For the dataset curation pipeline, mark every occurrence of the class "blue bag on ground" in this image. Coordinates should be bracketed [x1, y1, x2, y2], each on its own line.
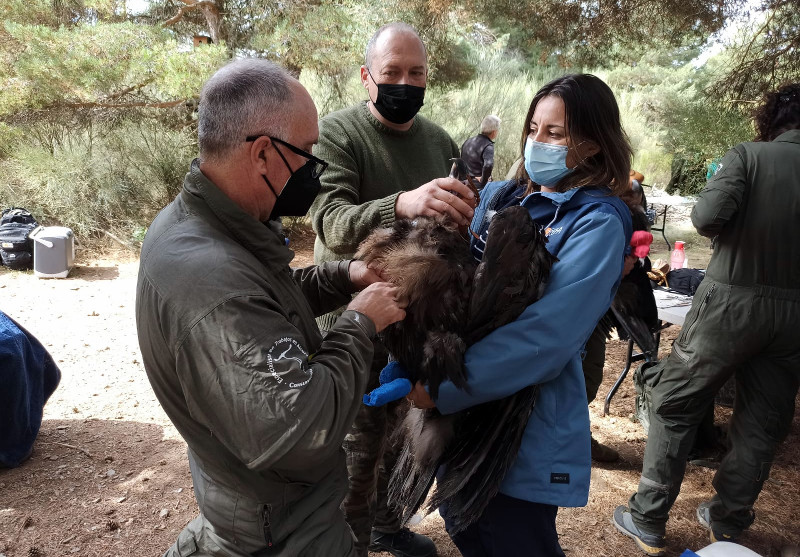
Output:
[0, 311, 61, 467]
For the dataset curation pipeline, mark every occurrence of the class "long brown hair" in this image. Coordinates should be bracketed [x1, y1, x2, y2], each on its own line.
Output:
[515, 74, 632, 196]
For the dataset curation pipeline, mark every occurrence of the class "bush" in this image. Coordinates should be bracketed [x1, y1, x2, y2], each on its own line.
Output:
[424, 40, 566, 178]
[0, 119, 195, 242]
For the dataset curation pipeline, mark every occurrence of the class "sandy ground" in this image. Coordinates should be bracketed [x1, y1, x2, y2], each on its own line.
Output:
[1, 227, 798, 557]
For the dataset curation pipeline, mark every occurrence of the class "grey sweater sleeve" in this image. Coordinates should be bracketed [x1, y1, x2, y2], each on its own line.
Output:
[309, 118, 401, 257]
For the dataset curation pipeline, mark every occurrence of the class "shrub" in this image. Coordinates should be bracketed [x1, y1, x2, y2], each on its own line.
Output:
[0, 119, 195, 241]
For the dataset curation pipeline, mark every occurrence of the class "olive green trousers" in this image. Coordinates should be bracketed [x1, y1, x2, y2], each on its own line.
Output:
[342, 339, 405, 556]
[628, 279, 800, 538]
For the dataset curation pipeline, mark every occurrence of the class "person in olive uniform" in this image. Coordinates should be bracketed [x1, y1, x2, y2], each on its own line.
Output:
[613, 82, 800, 556]
[136, 58, 407, 557]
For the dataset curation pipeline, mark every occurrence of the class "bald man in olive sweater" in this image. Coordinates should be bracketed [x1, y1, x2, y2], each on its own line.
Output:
[308, 22, 475, 557]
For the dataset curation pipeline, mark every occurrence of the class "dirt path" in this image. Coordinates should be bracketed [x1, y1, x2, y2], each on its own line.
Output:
[1, 235, 798, 557]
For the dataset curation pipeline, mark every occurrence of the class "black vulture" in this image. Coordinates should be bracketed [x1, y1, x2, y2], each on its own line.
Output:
[599, 203, 660, 359]
[355, 195, 557, 533]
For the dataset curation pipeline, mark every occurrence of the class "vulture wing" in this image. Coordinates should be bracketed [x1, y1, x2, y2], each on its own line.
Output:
[467, 205, 557, 344]
[356, 215, 476, 397]
[419, 206, 556, 532]
[609, 263, 659, 357]
[386, 206, 559, 532]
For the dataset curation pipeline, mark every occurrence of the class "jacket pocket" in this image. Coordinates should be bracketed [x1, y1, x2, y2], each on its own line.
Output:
[674, 282, 717, 354]
[262, 504, 274, 550]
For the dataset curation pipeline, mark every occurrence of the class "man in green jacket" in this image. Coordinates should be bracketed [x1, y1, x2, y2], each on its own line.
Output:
[308, 22, 476, 557]
[136, 58, 407, 556]
[613, 83, 800, 556]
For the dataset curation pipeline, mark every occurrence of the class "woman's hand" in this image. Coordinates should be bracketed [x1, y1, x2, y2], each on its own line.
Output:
[406, 381, 436, 409]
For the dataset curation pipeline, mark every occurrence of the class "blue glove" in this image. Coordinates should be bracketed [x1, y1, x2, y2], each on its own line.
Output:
[363, 361, 412, 407]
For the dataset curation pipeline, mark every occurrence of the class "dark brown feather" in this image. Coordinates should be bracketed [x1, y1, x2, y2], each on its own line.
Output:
[357, 205, 556, 532]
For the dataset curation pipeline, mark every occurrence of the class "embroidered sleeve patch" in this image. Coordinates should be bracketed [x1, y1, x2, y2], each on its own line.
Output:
[267, 337, 314, 388]
[550, 473, 570, 484]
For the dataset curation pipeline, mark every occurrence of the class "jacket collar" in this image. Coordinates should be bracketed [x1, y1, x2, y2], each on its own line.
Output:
[774, 129, 800, 144]
[520, 186, 582, 207]
[181, 159, 294, 273]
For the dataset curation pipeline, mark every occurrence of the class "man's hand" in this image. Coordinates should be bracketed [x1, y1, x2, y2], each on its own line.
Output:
[347, 282, 406, 333]
[395, 177, 477, 226]
[348, 260, 385, 290]
[406, 381, 436, 409]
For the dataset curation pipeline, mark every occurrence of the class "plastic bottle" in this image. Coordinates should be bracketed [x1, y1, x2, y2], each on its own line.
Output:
[670, 241, 686, 270]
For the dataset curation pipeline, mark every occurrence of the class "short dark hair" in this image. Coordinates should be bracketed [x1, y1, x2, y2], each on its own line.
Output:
[754, 82, 800, 142]
[364, 22, 426, 71]
[516, 74, 632, 196]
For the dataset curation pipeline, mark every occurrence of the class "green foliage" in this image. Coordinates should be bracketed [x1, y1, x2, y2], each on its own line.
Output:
[603, 47, 753, 194]
[0, 0, 124, 28]
[422, 39, 566, 177]
[709, 0, 800, 101]
[300, 71, 366, 119]
[0, 20, 227, 124]
[461, 0, 739, 68]
[248, 1, 366, 76]
[658, 95, 753, 194]
[0, 120, 194, 238]
[1, 0, 783, 245]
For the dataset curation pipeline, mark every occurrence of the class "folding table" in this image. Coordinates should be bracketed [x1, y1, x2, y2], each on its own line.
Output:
[602, 288, 693, 416]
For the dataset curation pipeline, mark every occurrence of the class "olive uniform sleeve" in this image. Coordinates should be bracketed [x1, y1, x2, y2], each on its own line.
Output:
[176, 295, 375, 473]
[291, 260, 356, 317]
[691, 146, 747, 238]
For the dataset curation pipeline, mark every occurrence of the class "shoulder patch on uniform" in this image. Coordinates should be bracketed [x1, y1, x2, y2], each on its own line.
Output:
[267, 337, 313, 388]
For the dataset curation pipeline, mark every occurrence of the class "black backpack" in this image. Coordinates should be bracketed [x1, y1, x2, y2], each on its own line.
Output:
[0, 208, 39, 271]
[665, 268, 705, 296]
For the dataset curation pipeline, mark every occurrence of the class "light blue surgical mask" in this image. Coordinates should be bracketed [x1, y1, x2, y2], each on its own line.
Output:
[524, 138, 574, 187]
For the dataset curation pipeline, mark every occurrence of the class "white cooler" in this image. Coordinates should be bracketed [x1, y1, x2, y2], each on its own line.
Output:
[30, 226, 75, 278]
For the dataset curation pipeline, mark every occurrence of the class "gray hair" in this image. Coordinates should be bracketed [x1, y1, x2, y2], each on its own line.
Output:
[364, 22, 427, 71]
[198, 58, 294, 161]
[480, 114, 501, 134]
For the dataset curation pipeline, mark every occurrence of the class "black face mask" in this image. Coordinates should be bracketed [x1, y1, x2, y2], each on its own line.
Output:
[368, 71, 425, 125]
[264, 159, 322, 219]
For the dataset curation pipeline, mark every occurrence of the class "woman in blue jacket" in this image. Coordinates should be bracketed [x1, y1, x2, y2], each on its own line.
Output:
[408, 74, 633, 556]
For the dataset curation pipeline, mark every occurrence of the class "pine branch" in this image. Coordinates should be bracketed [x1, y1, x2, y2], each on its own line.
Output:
[61, 99, 189, 109]
[103, 78, 156, 101]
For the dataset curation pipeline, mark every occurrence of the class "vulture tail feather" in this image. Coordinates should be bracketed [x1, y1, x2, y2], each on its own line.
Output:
[429, 386, 538, 533]
[388, 409, 455, 524]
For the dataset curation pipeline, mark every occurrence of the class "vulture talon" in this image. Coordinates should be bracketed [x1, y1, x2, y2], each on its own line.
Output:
[449, 157, 481, 205]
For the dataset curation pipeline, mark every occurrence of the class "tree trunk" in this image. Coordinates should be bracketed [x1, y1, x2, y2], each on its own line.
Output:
[200, 0, 224, 44]
[164, 0, 226, 45]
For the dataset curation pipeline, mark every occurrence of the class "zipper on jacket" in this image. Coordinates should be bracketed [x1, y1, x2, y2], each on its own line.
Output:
[681, 283, 716, 343]
[263, 504, 273, 549]
[542, 202, 563, 234]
